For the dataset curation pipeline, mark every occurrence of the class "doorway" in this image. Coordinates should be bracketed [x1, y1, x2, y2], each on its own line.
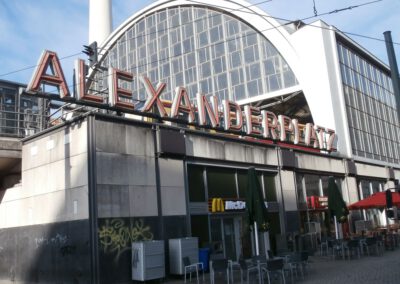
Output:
[210, 216, 246, 261]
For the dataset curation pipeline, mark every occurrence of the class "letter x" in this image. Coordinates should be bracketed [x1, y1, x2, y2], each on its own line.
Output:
[141, 77, 167, 117]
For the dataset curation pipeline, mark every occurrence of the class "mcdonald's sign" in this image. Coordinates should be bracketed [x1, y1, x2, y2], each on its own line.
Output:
[210, 198, 225, 213]
[209, 198, 246, 213]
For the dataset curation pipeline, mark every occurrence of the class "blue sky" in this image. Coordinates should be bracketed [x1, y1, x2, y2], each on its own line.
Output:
[0, 0, 399, 86]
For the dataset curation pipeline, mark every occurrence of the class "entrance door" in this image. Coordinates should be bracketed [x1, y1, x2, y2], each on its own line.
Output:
[210, 216, 243, 261]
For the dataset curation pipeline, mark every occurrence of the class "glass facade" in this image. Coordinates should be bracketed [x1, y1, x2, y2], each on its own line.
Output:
[357, 179, 386, 228]
[96, 5, 298, 103]
[187, 164, 277, 202]
[0, 82, 47, 137]
[296, 173, 346, 236]
[337, 42, 400, 164]
[187, 164, 279, 258]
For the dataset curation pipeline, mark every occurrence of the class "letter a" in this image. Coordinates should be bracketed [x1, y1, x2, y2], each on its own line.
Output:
[27, 50, 70, 98]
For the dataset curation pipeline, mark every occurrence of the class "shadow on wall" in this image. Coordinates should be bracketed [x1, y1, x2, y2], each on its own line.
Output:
[0, 124, 91, 283]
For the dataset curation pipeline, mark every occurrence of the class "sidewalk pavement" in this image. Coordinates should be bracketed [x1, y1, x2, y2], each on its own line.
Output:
[162, 248, 400, 284]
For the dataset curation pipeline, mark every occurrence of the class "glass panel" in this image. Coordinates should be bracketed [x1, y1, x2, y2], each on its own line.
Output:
[207, 167, 237, 198]
[223, 218, 236, 260]
[321, 176, 329, 196]
[296, 173, 305, 203]
[191, 215, 209, 247]
[188, 164, 206, 202]
[264, 174, 277, 201]
[304, 174, 320, 197]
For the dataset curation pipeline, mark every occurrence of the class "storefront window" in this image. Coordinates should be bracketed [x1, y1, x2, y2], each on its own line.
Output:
[237, 169, 248, 198]
[264, 174, 277, 202]
[321, 176, 329, 196]
[207, 167, 237, 198]
[360, 180, 371, 198]
[188, 164, 206, 202]
[295, 173, 306, 203]
[304, 174, 320, 197]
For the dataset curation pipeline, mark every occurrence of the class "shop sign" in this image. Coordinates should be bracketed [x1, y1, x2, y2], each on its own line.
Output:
[307, 196, 328, 210]
[25, 50, 336, 152]
[209, 198, 246, 213]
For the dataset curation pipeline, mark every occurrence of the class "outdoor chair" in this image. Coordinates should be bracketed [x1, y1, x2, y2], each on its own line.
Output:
[261, 258, 286, 284]
[376, 235, 385, 254]
[286, 252, 304, 280]
[300, 251, 309, 275]
[328, 239, 345, 260]
[345, 239, 361, 259]
[238, 258, 259, 284]
[363, 237, 380, 256]
[183, 256, 204, 283]
[319, 236, 330, 256]
[210, 258, 229, 284]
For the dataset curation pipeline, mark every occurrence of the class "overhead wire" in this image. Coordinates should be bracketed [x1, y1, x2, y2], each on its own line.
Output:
[3, 0, 398, 94]
[0, 0, 273, 79]
[28, 0, 400, 97]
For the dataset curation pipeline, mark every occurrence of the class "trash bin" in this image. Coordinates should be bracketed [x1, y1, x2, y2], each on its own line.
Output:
[198, 248, 210, 272]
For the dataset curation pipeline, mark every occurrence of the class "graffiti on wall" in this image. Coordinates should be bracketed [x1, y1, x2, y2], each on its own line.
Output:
[35, 233, 69, 248]
[98, 218, 153, 261]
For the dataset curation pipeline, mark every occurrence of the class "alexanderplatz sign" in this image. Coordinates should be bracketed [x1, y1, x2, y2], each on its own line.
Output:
[25, 50, 336, 152]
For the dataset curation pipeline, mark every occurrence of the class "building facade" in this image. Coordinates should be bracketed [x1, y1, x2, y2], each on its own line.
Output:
[0, 0, 399, 283]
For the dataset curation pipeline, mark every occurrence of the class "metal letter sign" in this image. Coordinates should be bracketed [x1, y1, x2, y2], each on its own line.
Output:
[26, 50, 337, 153]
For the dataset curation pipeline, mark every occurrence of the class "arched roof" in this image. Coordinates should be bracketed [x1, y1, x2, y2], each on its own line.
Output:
[99, 0, 303, 95]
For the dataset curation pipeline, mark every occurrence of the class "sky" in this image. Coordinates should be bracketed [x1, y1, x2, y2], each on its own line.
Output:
[0, 0, 399, 87]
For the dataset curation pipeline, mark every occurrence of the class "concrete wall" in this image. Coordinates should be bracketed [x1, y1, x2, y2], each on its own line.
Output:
[0, 121, 91, 283]
[0, 121, 89, 228]
[185, 134, 279, 166]
[95, 120, 158, 218]
[296, 152, 346, 174]
[354, 162, 389, 179]
[158, 158, 186, 216]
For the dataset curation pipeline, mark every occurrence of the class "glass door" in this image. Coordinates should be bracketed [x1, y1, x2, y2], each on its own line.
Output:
[210, 216, 243, 261]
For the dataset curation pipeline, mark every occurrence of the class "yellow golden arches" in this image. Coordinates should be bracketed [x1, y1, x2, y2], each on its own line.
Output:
[211, 198, 225, 213]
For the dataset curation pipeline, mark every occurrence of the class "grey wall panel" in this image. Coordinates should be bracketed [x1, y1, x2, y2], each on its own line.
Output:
[22, 122, 88, 171]
[97, 185, 158, 218]
[96, 153, 156, 186]
[296, 152, 345, 174]
[95, 120, 154, 157]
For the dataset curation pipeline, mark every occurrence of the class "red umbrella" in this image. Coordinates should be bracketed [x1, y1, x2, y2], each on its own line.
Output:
[348, 191, 400, 210]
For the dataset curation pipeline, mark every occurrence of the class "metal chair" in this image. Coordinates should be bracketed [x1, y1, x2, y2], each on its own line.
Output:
[345, 239, 361, 259]
[183, 256, 199, 283]
[210, 258, 229, 284]
[238, 258, 259, 284]
[286, 252, 303, 280]
[364, 237, 380, 256]
[300, 251, 309, 275]
[262, 258, 286, 284]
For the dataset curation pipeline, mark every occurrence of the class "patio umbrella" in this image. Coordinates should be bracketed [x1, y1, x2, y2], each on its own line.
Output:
[246, 167, 269, 256]
[327, 177, 349, 239]
[348, 190, 400, 210]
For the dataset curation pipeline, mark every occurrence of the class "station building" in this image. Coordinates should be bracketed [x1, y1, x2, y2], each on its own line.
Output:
[0, 0, 399, 283]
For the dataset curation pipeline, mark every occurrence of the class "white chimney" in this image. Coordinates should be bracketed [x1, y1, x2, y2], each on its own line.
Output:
[89, 0, 112, 45]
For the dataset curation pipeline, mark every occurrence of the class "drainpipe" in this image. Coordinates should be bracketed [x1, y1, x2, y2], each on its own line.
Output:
[383, 31, 400, 124]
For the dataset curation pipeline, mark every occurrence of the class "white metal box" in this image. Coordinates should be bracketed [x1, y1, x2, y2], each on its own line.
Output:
[169, 237, 199, 275]
[132, 240, 165, 281]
